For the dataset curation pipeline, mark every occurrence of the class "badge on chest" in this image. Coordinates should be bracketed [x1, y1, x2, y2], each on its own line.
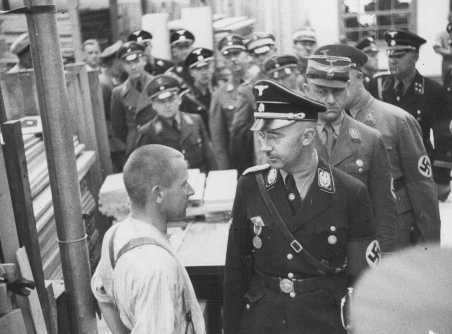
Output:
[250, 216, 265, 249]
[318, 167, 335, 193]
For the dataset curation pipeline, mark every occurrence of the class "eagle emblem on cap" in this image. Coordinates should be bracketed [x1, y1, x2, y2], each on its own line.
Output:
[255, 84, 269, 96]
[193, 48, 202, 55]
[326, 68, 335, 79]
[258, 103, 265, 112]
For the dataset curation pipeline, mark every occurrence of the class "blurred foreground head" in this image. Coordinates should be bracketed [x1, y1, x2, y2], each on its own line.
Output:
[351, 244, 452, 334]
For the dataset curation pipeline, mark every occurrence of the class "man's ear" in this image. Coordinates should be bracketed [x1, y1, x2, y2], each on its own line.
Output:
[301, 127, 317, 146]
[151, 185, 164, 204]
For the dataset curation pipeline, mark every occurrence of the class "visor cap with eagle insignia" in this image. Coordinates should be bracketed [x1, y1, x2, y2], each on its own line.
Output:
[306, 54, 352, 88]
[170, 29, 195, 47]
[251, 79, 326, 131]
[246, 32, 276, 56]
[146, 74, 180, 101]
[100, 40, 123, 60]
[117, 41, 145, 62]
[218, 34, 247, 55]
[384, 30, 426, 57]
[127, 30, 153, 44]
[356, 36, 378, 54]
[263, 54, 299, 79]
[185, 47, 214, 69]
[292, 27, 317, 43]
[314, 44, 368, 69]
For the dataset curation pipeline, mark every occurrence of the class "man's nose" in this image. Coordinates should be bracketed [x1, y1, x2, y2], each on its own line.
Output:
[325, 91, 336, 104]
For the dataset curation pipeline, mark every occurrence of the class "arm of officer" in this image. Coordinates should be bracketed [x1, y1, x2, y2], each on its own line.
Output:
[230, 86, 255, 172]
[209, 90, 230, 169]
[346, 182, 378, 282]
[199, 116, 218, 171]
[223, 176, 252, 334]
[110, 88, 127, 149]
[369, 135, 397, 253]
[398, 116, 441, 242]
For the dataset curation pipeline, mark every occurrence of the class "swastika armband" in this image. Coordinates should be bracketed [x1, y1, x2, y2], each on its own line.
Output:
[365, 240, 381, 268]
[417, 155, 432, 178]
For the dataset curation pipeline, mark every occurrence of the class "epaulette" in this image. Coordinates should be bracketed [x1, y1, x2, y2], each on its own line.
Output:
[242, 164, 270, 175]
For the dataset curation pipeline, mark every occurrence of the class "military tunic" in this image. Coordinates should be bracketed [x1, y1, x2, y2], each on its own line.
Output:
[315, 114, 397, 253]
[180, 85, 212, 133]
[350, 91, 441, 246]
[110, 73, 154, 159]
[135, 112, 217, 172]
[224, 160, 377, 334]
[209, 83, 239, 169]
[369, 71, 452, 184]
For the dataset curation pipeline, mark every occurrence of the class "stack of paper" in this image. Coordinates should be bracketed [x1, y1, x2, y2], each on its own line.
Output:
[187, 169, 206, 206]
[203, 169, 237, 213]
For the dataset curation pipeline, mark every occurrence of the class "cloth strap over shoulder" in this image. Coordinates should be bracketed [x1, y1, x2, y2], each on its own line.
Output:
[255, 173, 346, 275]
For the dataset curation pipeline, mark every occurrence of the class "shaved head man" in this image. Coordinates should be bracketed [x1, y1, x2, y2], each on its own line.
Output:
[92, 144, 206, 333]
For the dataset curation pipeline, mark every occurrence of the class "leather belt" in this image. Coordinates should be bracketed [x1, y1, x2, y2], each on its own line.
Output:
[393, 177, 405, 191]
[256, 271, 345, 297]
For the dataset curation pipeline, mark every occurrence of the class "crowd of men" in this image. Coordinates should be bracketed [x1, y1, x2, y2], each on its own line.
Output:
[8, 19, 452, 334]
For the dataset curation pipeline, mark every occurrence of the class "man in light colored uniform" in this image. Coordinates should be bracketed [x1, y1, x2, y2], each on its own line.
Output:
[91, 144, 206, 334]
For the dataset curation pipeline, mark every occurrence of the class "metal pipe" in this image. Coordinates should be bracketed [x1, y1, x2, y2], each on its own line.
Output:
[66, 0, 84, 62]
[23, 0, 97, 333]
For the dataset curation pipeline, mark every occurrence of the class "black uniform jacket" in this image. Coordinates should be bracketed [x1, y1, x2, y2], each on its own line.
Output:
[135, 112, 217, 172]
[223, 160, 377, 334]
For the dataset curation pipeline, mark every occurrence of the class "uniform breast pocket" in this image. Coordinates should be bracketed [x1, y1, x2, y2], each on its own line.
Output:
[342, 156, 369, 181]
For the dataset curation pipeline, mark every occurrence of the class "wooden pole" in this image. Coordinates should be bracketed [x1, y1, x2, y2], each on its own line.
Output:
[23, 1, 97, 333]
[66, 0, 84, 62]
[109, 0, 119, 41]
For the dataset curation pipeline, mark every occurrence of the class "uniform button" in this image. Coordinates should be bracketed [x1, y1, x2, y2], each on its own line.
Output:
[287, 272, 294, 279]
[330, 226, 336, 232]
[358, 167, 363, 173]
[286, 253, 293, 260]
[288, 193, 296, 201]
[282, 320, 286, 325]
[328, 235, 338, 245]
[246, 304, 250, 310]
[289, 292, 296, 298]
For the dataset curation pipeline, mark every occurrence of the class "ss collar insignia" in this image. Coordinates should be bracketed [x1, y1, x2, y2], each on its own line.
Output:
[349, 128, 361, 142]
[318, 167, 335, 193]
[266, 168, 278, 188]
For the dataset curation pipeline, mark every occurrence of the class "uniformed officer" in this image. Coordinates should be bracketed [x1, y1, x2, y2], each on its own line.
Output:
[224, 79, 379, 334]
[292, 27, 317, 75]
[355, 36, 380, 89]
[135, 75, 217, 172]
[8, 33, 32, 73]
[305, 54, 397, 253]
[320, 44, 440, 247]
[229, 33, 277, 173]
[368, 30, 452, 200]
[263, 54, 302, 91]
[110, 42, 155, 169]
[209, 34, 248, 169]
[178, 47, 214, 134]
[127, 29, 174, 75]
[166, 29, 195, 89]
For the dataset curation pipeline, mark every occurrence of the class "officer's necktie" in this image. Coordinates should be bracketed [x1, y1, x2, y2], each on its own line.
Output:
[395, 81, 404, 101]
[323, 124, 336, 158]
[285, 174, 301, 213]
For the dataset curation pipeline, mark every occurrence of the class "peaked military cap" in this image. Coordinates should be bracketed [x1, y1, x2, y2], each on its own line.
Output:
[127, 30, 153, 43]
[251, 79, 326, 131]
[306, 54, 352, 88]
[292, 27, 317, 43]
[218, 34, 246, 55]
[384, 30, 426, 57]
[100, 40, 123, 59]
[185, 47, 214, 69]
[170, 29, 195, 46]
[10, 33, 30, 56]
[263, 55, 299, 79]
[356, 36, 378, 53]
[351, 245, 452, 334]
[117, 41, 145, 62]
[147, 74, 180, 100]
[246, 32, 276, 55]
[314, 44, 368, 69]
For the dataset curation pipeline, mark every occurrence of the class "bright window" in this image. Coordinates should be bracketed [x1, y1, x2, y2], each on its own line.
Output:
[340, 0, 417, 43]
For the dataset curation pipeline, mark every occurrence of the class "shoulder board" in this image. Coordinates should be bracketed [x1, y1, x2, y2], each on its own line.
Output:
[242, 164, 270, 175]
[182, 113, 194, 125]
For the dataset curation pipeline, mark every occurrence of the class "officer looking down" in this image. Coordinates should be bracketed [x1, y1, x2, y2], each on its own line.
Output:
[223, 79, 379, 334]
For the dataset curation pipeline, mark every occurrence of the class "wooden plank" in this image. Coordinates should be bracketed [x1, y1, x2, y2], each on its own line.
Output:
[0, 309, 28, 334]
[0, 283, 12, 316]
[0, 145, 20, 262]
[16, 247, 48, 334]
[87, 70, 113, 176]
[1, 121, 51, 333]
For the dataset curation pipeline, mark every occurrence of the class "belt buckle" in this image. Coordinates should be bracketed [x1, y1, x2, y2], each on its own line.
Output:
[279, 278, 294, 294]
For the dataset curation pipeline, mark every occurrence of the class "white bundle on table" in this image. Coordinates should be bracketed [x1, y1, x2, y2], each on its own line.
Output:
[203, 169, 237, 213]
